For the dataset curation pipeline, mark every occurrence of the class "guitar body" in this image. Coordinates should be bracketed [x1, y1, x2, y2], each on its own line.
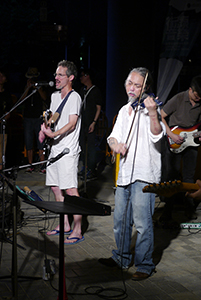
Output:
[167, 123, 201, 153]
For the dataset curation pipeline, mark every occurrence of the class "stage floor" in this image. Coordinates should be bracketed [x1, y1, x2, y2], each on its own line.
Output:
[1, 163, 201, 300]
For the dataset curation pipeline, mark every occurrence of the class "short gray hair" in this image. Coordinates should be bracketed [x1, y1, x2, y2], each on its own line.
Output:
[57, 60, 78, 82]
[125, 67, 153, 92]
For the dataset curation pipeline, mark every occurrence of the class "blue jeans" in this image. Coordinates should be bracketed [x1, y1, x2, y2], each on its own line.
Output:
[112, 181, 155, 274]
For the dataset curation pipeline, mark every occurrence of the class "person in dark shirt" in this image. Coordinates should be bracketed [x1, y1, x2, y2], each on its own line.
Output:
[0, 69, 12, 170]
[79, 68, 102, 180]
[22, 67, 47, 173]
[160, 75, 201, 222]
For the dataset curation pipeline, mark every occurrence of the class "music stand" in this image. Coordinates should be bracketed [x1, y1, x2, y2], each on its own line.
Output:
[23, 195, 111, 300]
[0, 172, 42, 300]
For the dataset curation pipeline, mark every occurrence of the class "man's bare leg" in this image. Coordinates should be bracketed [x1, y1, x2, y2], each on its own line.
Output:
[64, 187, 83, 244]
[46, 186, 71, 235]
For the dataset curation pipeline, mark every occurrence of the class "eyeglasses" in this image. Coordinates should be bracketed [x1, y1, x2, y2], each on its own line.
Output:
[53, 73, 67, 78]
[80, 74, 87, 78]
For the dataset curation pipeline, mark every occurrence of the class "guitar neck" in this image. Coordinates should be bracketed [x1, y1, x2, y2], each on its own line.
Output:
[181, 182, 199, 191]
[143, 181, 199, 197]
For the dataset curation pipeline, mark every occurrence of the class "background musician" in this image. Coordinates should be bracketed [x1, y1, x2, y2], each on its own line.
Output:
[22, 67, 47, 173]
[160, 76, 201, 223]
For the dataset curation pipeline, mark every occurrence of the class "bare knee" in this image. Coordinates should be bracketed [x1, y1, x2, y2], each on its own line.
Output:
[51, 186, 64, 202]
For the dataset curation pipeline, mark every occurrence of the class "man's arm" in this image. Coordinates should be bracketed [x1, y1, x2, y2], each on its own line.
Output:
[161, 109, 184, 144]
[144, 96, 162, 135]
[186, 179, 201, 201]
[88, 104, 101, 133]
[40, 114, 78, 139]
[108, 137, 127, 156]
[22, 79, 47, 101]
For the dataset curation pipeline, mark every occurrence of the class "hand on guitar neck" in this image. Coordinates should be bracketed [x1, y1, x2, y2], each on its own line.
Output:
[39, 110, 55, 143]
[186, 179, 201, 201]
[43, 109, 53, 128]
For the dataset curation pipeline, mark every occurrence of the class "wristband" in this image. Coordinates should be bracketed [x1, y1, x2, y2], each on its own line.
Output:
[93, 120, 96, 123]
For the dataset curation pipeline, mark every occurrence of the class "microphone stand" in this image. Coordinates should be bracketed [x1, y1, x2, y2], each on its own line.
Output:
[0, 81, 69, 298]
[0, 119, 10, 261]
[0, 87, 41, 246]
[0, 87, 44, 299]
[0, 148, 70, 298]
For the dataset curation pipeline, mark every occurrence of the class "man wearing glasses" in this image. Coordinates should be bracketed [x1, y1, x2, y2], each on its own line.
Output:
[160, 75, 201, 224]
[39, 60, 84, 245]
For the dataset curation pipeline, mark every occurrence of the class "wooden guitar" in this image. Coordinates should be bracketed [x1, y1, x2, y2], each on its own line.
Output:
[167, 123, 201, 153]
[42, 109, 54, 153]
[43, 109, 52, 128]
[143, 180, 199, 198]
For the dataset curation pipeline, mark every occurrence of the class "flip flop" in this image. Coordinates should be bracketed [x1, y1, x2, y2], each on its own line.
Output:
[64, 236, 85, 245]
[46, 229, 73, 236]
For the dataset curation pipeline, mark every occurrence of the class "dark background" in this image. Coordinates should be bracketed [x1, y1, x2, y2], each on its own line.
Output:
[1, 0, 201, 124]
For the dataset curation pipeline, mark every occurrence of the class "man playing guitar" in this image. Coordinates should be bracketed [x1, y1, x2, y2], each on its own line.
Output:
[160, 75, 201, 222]
[39, 60, 84, 245]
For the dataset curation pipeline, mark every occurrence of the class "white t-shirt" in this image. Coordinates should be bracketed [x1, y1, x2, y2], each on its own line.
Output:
[108, 103, 166, 186]
[49, 90, 82, 157]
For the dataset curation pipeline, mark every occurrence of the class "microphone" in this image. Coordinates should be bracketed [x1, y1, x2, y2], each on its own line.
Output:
[49, 148, 70, 164]
[34, 81, 54, 87]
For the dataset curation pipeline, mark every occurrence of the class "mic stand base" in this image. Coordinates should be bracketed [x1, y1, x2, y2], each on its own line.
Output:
[0, 175, 41, 299]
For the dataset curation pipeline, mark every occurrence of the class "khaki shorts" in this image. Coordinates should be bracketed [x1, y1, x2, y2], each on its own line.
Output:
[46, 153, 79, 190]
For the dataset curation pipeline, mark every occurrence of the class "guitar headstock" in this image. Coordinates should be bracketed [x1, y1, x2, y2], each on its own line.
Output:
[143, 180, 199, 197]
[43, 109, 52, 128]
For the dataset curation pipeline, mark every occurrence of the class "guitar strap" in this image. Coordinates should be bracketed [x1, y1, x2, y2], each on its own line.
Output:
[82, 85, 95, 110]
[51, 90, 74, 123]
[56, 90, 73, 115]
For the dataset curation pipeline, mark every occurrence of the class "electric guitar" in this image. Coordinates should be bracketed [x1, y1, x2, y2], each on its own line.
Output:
[143, 180, 199, 198]
[42, 109, 54, 153]
[43, 109, 53, 128]
[167, 123, 201, 153]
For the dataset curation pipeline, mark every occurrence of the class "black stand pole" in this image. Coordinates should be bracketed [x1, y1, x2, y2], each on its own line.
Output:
[12, 183, 18, 297]
[0, 147, 72, 299]
[22, 195, 111, 300]
[59, 213, 65, 300]
[0, 87, 43, 255]
[0, 173, 41, 300]
[0, 119, 8, 256]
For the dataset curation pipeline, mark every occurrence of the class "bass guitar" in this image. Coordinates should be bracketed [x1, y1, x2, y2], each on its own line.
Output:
[143, 180, 199, 198]
[167, 123, 201, 153]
